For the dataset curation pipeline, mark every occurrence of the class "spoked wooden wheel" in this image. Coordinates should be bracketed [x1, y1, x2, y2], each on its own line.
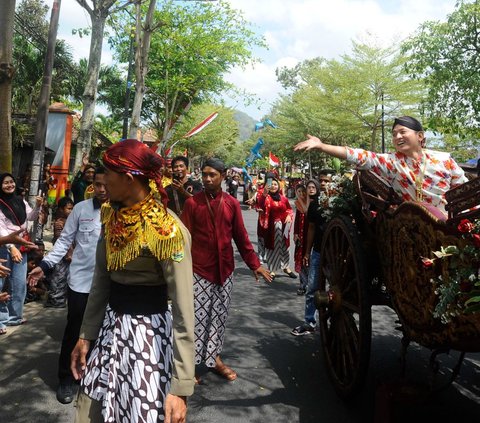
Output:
[316, 216, 372, 399]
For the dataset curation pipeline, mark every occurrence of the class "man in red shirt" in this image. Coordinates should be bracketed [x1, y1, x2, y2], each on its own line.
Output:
[181, 158, 271, 381]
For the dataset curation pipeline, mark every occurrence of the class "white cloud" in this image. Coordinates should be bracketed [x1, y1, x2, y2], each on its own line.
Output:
[225, 0, 457, 118]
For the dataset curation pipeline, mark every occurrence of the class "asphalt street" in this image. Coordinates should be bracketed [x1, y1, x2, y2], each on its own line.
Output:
[1, 191, 479, 422]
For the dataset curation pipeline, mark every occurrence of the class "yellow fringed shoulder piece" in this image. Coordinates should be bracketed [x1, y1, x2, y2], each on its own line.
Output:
[101, 194, 184, 271]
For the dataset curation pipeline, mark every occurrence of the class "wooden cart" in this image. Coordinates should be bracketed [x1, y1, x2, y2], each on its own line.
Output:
[314, 172, 480, 399]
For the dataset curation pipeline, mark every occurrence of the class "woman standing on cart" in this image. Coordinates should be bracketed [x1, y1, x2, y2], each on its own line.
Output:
[294, 116, 468, 216]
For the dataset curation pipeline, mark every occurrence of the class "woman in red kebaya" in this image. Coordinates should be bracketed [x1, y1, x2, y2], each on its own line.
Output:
[257, 175, 296, 280]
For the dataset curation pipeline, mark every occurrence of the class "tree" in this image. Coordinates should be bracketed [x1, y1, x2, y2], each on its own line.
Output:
[128, 0, 158, 138]
[0, 0, 16, 172]
[60, 57, 125, 113]
[111, 0, 265, 152]
[167, 103, 238, 164]
[267, 40, 423, 172]
[73, 0, 133, 170]
[13, 1, 91, 114]
[94, 113, 122, 141]
[402, 0, 480, 139]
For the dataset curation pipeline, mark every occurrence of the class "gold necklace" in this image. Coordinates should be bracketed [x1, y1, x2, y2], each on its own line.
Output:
[413, 152, 427, 202]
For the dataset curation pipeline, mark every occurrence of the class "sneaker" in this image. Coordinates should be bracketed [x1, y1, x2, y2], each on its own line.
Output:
[56, 383, 78, 404]
[291, 323, 315, 336]
[296, 287, 306, 296]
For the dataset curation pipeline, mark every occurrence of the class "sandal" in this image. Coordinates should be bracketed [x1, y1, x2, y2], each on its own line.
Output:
[283, 269, 297, 279]
[212, 363, 237, 381]
[270, 272, 276, 281]
[0, 328, 7, 335]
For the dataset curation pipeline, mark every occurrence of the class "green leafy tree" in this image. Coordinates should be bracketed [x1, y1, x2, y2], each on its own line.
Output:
[168, 103, 238, 164]
[402, 0, 480, 140]
[73, 0, 134, 171]
[60, 57, 125, 114]
[268, 40, 424, 172]
[109, 0, 265, 152]
[94, 113, 122, 141]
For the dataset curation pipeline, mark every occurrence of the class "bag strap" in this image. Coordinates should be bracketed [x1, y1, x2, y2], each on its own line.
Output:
[204, 191, 224, 226]
[0, 198, 22, 226]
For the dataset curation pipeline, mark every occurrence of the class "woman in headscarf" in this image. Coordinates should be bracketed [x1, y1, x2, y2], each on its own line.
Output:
[0, 173, 42, 330]
[293, 179, 320, 295]
[257, 173, 296, 279]
[294, 116, 468, 217]
[71, 139, 194, 423]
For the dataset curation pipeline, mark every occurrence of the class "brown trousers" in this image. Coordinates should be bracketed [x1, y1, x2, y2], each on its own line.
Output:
[74, 392, 103, 423]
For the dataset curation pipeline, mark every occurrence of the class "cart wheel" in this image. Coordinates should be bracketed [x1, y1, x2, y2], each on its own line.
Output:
[317, 216, 372, 399]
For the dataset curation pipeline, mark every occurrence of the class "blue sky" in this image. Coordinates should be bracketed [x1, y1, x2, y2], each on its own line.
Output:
[45, 0, 458, 120]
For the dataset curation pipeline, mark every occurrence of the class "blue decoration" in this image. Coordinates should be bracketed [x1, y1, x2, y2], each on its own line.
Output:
[245, 138, 264, 167]
[242, 167, 252, 184]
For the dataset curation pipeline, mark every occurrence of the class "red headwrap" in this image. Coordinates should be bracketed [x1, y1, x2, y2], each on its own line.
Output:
[103, 139, 168, 207]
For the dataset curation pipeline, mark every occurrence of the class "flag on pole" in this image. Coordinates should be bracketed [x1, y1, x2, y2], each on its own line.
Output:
[269, 151, 280, 167]
[183, 112, 218, 138]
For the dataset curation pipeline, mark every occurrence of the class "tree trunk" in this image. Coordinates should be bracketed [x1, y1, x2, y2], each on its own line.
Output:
[74, 11, 106, 170]
[0, 0, 16, 173]
[128, 0, 157, 140]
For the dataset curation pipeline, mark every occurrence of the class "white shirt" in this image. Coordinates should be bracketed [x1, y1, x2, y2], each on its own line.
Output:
[0, 199, 40, 247]
[40, 198, 102, 293]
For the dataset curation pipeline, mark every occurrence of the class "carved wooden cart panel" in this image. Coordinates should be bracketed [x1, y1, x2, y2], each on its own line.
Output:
[315, 172, 480, 399]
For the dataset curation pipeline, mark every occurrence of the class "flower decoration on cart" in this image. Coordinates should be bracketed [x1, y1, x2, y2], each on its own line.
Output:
[421, 218, 480, 323]
[317, 174, 360, 221]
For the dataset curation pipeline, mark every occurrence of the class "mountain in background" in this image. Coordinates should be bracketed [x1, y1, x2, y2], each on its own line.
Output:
[234, 110, 256, 141]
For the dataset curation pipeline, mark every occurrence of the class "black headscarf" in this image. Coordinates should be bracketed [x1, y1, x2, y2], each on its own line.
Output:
[202, 158, 226, 174]
[265, 173, 281, 201]
[392, 116, 423, 132]
[0, 173, 27, 225]
[306, 179, 321, 199]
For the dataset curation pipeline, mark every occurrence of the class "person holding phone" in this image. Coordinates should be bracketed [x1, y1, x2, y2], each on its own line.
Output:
[165, 155, 202, 216]
[257, 173, 296, 280]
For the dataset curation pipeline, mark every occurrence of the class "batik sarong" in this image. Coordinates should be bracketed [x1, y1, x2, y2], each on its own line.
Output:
[194, 273, 233, 368]
[265, 221, 290, 272]
[81, 306, 173, 423]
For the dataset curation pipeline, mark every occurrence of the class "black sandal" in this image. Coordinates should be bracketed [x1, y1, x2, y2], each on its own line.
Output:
[284, 269, 297, 279]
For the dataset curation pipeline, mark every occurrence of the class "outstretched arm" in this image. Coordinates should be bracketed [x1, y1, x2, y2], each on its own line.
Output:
[294, 134, 347, 160]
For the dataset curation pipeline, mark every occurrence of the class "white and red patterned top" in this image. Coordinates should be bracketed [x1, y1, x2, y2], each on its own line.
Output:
[346, 148, 468, 214]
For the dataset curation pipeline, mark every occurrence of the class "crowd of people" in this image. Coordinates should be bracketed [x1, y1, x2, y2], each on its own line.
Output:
[0, 115, 475, 422]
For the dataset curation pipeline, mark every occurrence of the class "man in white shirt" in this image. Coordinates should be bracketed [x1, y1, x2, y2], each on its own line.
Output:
[28, 167, 108, 404]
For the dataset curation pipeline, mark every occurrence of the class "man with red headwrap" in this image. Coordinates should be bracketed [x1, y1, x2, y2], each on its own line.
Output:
[71, 139, 195, 423]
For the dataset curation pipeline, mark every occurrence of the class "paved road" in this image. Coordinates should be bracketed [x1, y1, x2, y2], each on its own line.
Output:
[1, 194, 479, 422]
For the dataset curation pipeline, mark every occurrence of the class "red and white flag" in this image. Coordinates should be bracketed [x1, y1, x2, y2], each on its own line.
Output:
[183, 112, 218, 138]
[269, 151, 280, 167]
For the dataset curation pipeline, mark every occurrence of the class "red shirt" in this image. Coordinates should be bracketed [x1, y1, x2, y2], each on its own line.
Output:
[181, 191, 261, 285]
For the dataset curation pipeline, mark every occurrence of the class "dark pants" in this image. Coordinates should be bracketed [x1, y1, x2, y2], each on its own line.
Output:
[58, 287, 90, 384]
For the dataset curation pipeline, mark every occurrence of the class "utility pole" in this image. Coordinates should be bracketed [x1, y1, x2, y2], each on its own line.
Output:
[28, 0, 61, 225]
